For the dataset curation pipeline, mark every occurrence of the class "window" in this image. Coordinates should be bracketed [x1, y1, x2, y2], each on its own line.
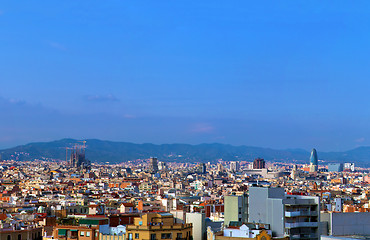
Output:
[80, 232, 85, 236]
[128, 233, 133, 240]
[151, 234, 156, 240]
[18, 234, 21, 240]
[135, 233, 139, 239]
[86, 232, 91, 237]
[161, 233, 171, 239]
[71, 230, 78, 239]
[7, 235, 11, 240]
[177, 233, 182, 239]
[58, 229, 67, 236]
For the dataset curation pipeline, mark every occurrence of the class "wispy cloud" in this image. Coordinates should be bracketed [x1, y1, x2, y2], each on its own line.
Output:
[0, 96, 26, 105]
[48, 41, 67, 51]
[85, 94, 120, 102]
[191, 123, 214, 133]
[355, 137, 365, 143]
[123, 114, 136, 119]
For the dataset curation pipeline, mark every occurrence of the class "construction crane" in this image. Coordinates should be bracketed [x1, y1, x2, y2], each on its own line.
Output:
[64, 140, 89, 169]
[64, 147, 73, 163]
[77, 140, 87, 151]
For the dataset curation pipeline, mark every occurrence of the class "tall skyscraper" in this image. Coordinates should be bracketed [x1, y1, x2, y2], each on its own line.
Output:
[310, 148, 318, 166]
[253, 158, 265, 169]
[149, 157, 158, 173]
[309, 148, 318, 172]
[196, 163, 206, 174]
[158, 161, 167, 170]
[229, 161, 239, 172]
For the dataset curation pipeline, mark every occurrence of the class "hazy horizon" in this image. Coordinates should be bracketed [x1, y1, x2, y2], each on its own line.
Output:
[2, 1, 370, 151]
[1, 137, 369, 154]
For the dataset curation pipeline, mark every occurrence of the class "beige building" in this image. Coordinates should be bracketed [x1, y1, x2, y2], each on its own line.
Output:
[126, 213, 192, 240]
[52, 226, 99, 240]
[0, 227, 42, 240]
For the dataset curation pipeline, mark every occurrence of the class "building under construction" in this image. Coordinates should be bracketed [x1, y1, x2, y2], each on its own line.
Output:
[67, 142, 91, 170]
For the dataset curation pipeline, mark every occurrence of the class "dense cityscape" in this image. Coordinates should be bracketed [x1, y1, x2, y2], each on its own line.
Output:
[2, 1, 370, 240]
[0, 142, 369, 240]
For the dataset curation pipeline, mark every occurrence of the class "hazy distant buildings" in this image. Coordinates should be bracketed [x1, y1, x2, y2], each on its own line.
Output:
[158, 161, 167, 171]
[291, 165, 299, 180]
[229, 161, 239, 172]
[196, 163, 206, 174]
[68, 143, 90, 170]
[217, 163, 224, 173]
[253, 158, 265, 169]
[343, 163, 355, 172]
[328, 163, 343, 172]
[149, 157, 158, 173]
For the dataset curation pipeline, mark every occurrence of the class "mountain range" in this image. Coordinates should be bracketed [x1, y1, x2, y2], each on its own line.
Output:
[0, 139, 369, 167]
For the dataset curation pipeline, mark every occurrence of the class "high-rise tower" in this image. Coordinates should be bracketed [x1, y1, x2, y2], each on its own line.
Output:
[253, 158, 265, 169]
[309, 148, 318, 172]
[310, 148, 318, 166]
[149, 157, 158, 173]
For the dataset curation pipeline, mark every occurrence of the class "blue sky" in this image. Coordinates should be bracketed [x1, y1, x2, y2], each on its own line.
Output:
[1, 1, 370, 151]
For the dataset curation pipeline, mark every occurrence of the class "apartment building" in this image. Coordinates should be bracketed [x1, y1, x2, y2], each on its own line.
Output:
[248, 187, 320, 240]
[125, 213, 192, 240]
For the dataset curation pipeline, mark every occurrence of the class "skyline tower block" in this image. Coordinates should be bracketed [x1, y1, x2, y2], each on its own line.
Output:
[149, 157, 158, 173]
[253, 158, 265, 169]
[310, 148, 318, 166]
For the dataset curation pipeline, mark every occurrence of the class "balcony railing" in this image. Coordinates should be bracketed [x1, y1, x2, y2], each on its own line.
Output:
[290, 234, 317, 239]
[127, 224, 192, 231]
[285, 211, 318, 217]
[285, 222, 318, 228]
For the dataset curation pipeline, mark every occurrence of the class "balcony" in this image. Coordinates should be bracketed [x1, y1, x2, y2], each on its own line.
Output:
[127, 224, 192, 231]
[285, 211, 318, 217]
[290, 234, 318, 239]
[284, 199, 317, 205]
[285, 222, 318, 228]
[285, 211, 301, 217]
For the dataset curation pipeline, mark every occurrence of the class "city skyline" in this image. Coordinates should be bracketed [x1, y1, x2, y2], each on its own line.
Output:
[2, 1, 370, 151]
